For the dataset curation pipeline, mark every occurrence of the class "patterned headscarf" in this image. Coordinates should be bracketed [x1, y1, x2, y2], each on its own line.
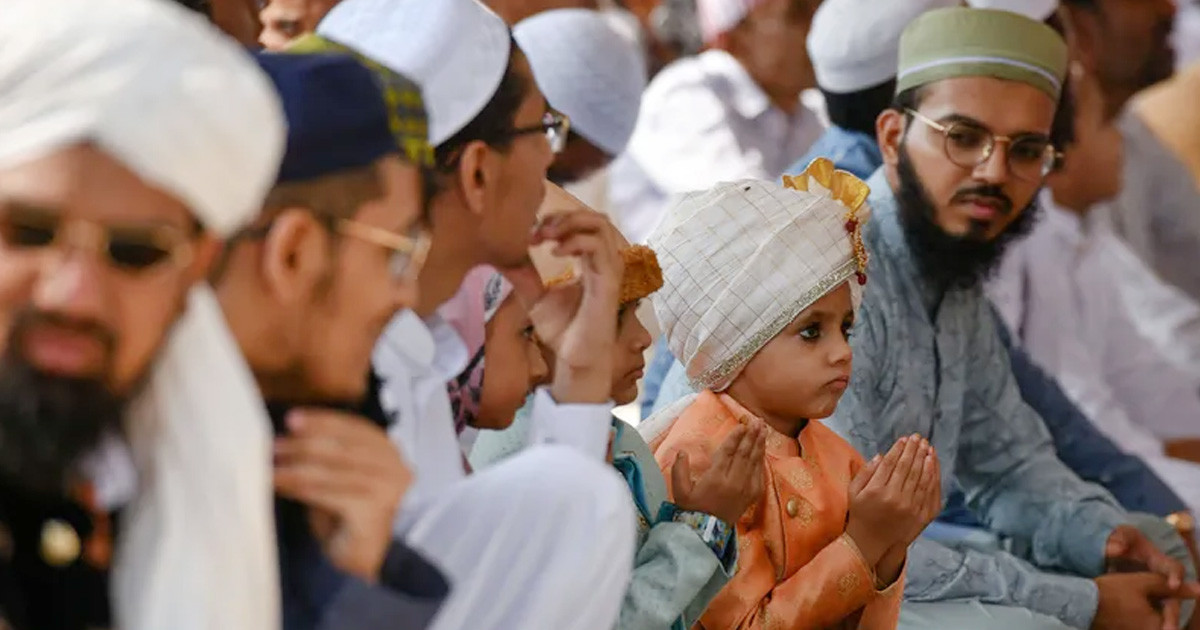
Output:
[441, 266, 514, 434]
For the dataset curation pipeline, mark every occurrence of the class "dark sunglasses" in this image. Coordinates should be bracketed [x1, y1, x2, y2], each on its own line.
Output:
[0, 206, 195, 272]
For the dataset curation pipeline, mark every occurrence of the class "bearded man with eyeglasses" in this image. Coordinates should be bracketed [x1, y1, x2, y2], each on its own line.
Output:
[823, 7, 1200, 630]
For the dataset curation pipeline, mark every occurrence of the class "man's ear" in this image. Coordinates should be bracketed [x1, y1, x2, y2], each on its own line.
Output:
[455, 140, 494, 218]
[1059, 4, 1100, 77]
[877, 108, 906, 166]
[260, 208, 331, 304]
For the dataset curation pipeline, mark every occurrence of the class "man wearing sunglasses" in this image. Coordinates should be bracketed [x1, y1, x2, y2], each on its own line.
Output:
[820, 8, 1200, 630]
[211, 45, 451, 630]
[318, 1, 636, 629]
[0, 1, 286, 629]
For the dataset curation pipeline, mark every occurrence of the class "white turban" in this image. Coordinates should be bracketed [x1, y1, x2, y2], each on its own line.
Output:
[319, 0, 512, 147]
[649, 159, 872, 392]
[0, 1, 285, 630]
[967, 0, 1059, 21]
[514, 9, 647, 157]
[808, 0, 960, 94]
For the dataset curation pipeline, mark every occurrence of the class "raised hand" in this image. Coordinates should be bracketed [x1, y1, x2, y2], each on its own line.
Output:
[274, 409, 410, 582]
[504, 210, 624, 404]
[671, 418, 768, 525]
[845, 435, 940, 579]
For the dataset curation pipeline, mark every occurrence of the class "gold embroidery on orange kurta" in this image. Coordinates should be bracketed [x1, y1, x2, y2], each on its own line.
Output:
[837, 571, 862, 598]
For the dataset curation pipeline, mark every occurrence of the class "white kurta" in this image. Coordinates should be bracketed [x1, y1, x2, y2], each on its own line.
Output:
[371, 310, 634, 630]
[988, 195, 1200, 513]
[607, 49, 825, 243]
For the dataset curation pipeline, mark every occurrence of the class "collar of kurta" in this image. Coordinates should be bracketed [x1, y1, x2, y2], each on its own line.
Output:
[374, 310, 470, 384]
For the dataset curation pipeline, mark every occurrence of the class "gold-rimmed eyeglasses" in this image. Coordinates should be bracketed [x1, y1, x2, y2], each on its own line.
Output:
[905, 108, 1062, 181]
[334, 218, 431, 283]
[236, 214, 431, 284]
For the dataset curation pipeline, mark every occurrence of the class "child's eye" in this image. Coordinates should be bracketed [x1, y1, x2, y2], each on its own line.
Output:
[799, 325, 820, 341]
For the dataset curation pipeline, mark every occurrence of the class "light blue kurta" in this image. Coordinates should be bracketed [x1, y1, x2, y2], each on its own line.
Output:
[823, 169, 1132, 629]
[470, 404, 734, 630]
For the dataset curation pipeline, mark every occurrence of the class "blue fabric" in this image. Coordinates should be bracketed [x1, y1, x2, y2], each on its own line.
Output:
[254, 51, 402, 183]
[786, 125, 883, 180]
[939, 307, 1188, 529]
[641, 336, 675, 418]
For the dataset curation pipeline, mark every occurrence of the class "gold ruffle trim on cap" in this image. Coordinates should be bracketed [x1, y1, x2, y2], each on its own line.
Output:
[782, 157, 871, 285]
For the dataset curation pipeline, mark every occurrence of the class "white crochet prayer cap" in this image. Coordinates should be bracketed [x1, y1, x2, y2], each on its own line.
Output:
[966, 0, 1058, 21]
[319, 0, 512, 146]
[808, 0, 960, 93]
[514, 9, 647, 156]
[0, 0, 285, 237]
[649, 159, 872, 392]
[695, 0, 766, 43]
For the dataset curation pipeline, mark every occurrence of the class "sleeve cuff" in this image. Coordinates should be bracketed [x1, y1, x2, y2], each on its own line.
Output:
[528, 387, 614, 461]
[378, 540, 449, 600]
[1061, 505, 1131, 576]
[838, 533, 881, 590]
[320, 577, 446, 630]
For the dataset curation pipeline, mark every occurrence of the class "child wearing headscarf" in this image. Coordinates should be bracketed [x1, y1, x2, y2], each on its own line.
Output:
[641, 159, 941, 630]
[440, 266, 549, 458]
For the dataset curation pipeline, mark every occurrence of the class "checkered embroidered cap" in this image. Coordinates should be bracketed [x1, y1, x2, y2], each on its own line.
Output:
[649, 158, 871, 392]
[283, 34, 433, 169]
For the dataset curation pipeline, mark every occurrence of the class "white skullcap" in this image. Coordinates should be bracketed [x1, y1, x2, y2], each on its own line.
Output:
[0, 0, 284, 238]
[649, 159, 872, 392]
[319, 0, 512, 146]
[809, 0, 960, 93]
[514, 9, 647, 156]
[967, 0, 1059, 21]
[696, 0, 767, 43]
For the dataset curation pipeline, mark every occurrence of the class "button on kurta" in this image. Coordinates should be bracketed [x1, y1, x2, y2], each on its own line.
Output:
[786, 498, 799, 518]
[40, 519, 81, 566]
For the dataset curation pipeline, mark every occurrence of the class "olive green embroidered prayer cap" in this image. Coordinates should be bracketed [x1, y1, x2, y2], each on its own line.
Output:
[896, 7, 1068, 99]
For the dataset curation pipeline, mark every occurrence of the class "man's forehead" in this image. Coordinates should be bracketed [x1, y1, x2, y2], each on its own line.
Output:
[918, 76, 1057, 133]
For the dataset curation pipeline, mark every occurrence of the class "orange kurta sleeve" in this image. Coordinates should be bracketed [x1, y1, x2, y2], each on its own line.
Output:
[857, 562, 904, 630]
[701, 528, 877, 629]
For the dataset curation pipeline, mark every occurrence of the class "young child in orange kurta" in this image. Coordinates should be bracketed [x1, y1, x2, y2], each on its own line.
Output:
[641, 160, 943, 629]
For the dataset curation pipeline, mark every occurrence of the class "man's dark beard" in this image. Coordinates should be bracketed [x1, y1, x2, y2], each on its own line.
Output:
[895, 145, 1039, 291]
[0, 311, 124, 497]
